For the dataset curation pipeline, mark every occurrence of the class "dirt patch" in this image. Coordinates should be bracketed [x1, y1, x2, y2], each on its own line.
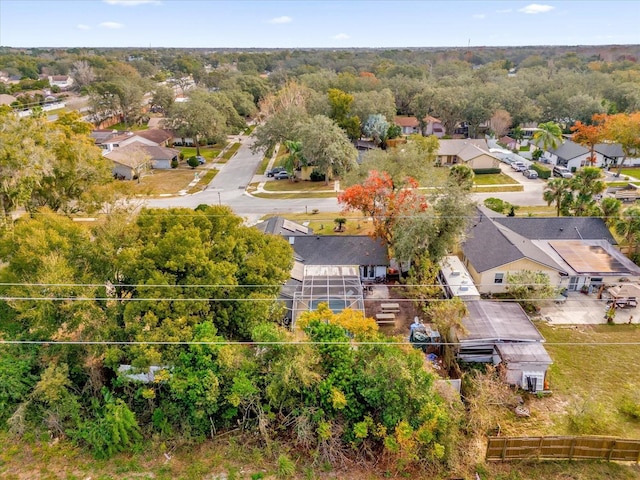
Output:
[363, 281, 423, 338]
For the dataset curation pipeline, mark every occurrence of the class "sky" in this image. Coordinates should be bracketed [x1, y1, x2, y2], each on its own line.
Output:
[0, 0, 638, 49]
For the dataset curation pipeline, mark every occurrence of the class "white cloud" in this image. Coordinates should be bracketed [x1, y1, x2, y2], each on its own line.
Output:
[519, 4, 555, 14]
[99, 21, 124, 29]
[472, 13, 486, 19]
[77, 24, 91, 30]
[268, 16, 292, 24]
[496, 8, 512, 13]
[331, 33, 350, 40]
[103, 0, 161, 5]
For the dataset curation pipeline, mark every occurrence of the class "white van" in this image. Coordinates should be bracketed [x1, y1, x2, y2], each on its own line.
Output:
[553, 166, 573, 178]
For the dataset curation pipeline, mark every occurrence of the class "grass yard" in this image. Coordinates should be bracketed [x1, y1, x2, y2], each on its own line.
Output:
[252, 191, 338, 199]
[178, 145, 223, 161]
[474, 173, 520, 185]
[262, 179, 335, 193]
[620, 168, 640, 179]
[108, 122, 148, 131]
[220, 142, 241, 162]
[187, 169, 217, 194]
[513, 205, 557, 216]
[481, 322, 640, 440]
[473, 185, 524, 193]
[129, 168, 200, 195]
[264, 211, 375, 235]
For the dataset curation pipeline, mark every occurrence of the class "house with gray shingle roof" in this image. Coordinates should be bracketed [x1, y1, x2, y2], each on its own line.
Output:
[538, 139, 627, 170]
[460, 207, 640, 294]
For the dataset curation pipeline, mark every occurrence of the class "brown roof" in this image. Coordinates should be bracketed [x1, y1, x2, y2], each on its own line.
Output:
[105, 142, 178, 167]
[394, 116, 419, 128]
[134, 128, 172, 144]
[0, 93, 17, 105]
[394, 116, 442, 128]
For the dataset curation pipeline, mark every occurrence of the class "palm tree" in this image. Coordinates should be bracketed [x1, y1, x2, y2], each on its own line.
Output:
[533, 121, 563, 153]
[543, 178, 572, 217]
[283, 140, 305, 180]
[614, 207, 640, 258]
[598, 197, 622, 227]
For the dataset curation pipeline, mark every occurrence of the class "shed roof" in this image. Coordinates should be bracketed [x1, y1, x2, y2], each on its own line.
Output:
[495, 343, 552, 364]
[461, 301, 544, 343]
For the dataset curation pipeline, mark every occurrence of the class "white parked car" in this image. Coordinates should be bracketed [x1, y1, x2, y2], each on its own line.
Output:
[511, 161, 527, 172]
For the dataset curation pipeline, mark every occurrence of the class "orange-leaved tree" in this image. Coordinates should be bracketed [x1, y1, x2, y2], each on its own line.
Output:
[600, 112, 640, 176]
[337, 169, 428, 247]
[571, 113, 607, 165]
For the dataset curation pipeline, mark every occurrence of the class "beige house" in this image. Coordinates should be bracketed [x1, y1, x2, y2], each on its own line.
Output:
[436, 139, 500, 169]
[461, 207, 640, 294]
[394, 115, 445, 137]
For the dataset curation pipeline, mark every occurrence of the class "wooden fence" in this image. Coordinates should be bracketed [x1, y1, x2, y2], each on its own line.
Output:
[486, 436, 640, 462]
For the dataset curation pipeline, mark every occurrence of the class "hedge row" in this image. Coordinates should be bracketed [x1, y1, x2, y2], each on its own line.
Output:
[473, 167, 502, 175]
[530, 163, 551, 179]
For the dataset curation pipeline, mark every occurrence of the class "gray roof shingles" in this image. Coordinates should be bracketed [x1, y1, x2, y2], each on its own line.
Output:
[290, 235, 388, 266]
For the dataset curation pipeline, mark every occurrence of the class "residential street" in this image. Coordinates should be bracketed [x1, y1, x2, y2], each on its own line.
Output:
[146, 134, 549, 223]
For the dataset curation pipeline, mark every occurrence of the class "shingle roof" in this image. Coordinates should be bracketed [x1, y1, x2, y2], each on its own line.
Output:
[548, 140, 589, 161]
[437, 139, 488, 156]
[594, 142, 624, 158]
[289, 235, 388, 266]
[494, 216, 616, 243]
[134, 128, 172, 144]
[0, 93, 17, 105]
[105, 142, 178, 166]
[462, 209, 618, 274]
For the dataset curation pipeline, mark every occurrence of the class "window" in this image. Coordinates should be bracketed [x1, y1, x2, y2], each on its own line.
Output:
[494, 273, 504, 284]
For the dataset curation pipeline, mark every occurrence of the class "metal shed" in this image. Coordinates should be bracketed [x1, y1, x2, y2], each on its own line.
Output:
[458, 301, 552, 392]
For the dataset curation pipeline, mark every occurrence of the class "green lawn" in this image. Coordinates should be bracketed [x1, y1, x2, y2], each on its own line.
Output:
[261, 179, 335, 192]
[108, 122, 148, 131]
[262, 211, 375, 235]
[480, 322, 640, 440]
[474, 173, 520, 185]
[178, 146, 222, 161]
[619, 168, 640, 179]
[220, 142, 241, 162]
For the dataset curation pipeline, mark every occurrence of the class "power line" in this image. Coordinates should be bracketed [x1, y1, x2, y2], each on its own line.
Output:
[1, 340, 639, 347]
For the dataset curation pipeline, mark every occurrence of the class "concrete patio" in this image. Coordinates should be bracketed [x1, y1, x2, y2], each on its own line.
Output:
[537, 292, 639, 325]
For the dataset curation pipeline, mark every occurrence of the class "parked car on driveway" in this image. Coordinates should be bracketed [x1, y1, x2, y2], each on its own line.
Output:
[552, 165, 573, 178]
[523, 169, 538, 179]
[511, 161, 527, 172]
[267, 167, 286, 177]
[274, 171, 289, 180]
[196, 155, 206, 165]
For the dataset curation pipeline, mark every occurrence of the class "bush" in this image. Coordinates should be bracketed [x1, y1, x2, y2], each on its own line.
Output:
[530, 163, 551, 179]
[171, 158, 179, 169]
[484, 197, 513, 214]
[309, 170, 324, 182]
[187, 156, 199, 168]
[567, 399, 613, 435]
[618, 386, 640, 420]
[472, 168, 501, 175]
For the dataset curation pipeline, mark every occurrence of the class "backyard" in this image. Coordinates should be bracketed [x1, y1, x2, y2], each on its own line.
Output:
[475, 322, 640, 440]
